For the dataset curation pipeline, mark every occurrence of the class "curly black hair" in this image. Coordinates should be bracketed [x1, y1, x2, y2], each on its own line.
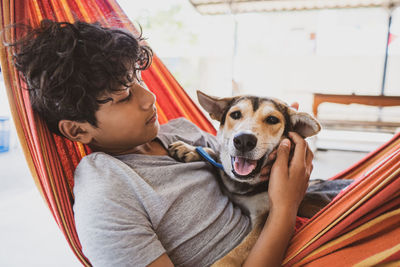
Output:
[8, 19, 153, 136]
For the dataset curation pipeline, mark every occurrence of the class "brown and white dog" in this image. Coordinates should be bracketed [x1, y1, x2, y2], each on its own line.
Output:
[168, 90, 322, 266]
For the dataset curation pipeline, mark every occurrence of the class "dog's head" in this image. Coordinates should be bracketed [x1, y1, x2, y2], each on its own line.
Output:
[197, 90, 321, 186]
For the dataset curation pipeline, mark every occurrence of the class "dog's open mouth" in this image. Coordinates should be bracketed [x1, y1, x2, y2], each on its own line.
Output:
[231, 156, 265, 179]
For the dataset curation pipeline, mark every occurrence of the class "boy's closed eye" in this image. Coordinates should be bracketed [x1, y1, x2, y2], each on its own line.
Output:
[117, 89, 132, 103]
[96, 88, 132, 104]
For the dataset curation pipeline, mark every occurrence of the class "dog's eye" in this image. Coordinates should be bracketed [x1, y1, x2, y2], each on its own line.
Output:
[230, 111, 242, 120]
[265, 116, 280, 124]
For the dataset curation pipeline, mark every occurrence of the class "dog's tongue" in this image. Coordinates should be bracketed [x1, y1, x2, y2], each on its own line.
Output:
[233, 157, 257, 176]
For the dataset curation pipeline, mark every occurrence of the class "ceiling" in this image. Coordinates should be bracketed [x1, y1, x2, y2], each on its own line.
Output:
[189, 0, 400, 14]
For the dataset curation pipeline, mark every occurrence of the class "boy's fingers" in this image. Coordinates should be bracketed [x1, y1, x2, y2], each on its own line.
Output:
[268, 150, 277, 161]
[271, 139, 291, 173]
[260, 165, 271, 176]
[289, 132, 308, 162]
[304, 144, 314, 176]
[290, 102, 299, 111]
[306, 144, 314, 166]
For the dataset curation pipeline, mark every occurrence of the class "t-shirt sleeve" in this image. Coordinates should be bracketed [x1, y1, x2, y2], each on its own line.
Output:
[73, 153, 166, 267]
[158, 117, 220, 152]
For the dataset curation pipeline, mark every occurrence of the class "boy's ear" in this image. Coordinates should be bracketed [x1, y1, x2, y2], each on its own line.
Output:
[197, 90, 234, 122]
[58, 120, 93, 144]
[287, 107, 321, 138]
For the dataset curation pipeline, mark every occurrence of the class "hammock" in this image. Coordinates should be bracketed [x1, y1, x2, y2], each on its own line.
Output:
[0, 0, 399, 266]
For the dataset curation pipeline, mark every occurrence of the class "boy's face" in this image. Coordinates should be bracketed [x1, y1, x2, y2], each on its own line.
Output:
[85, 81, 159, 155]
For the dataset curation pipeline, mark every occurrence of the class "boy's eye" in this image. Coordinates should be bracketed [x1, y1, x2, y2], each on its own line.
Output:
[230, 111, 242, 120]
[119, 89, 132, 103]
[265, 116, 279, 125]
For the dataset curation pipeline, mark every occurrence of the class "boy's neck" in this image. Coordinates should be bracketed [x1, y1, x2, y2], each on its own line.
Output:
[130, 139, 168, 156]
[91, 139, 168, 156]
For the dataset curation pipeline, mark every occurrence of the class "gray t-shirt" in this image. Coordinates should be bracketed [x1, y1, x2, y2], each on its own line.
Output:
[73, 118, 250, 267]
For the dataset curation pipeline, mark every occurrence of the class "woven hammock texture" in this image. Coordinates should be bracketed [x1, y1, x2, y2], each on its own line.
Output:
[0, 0, 399, 266]
[285, 132, 400, 266]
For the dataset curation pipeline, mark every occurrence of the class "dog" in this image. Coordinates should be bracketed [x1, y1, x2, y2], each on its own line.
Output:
[168, 90, 323, 266]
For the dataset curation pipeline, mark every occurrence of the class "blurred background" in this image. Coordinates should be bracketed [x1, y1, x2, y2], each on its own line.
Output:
[1, 0, 399, 265]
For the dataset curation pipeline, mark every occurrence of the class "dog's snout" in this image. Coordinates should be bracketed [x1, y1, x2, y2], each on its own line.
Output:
[233, 133, 257, 152]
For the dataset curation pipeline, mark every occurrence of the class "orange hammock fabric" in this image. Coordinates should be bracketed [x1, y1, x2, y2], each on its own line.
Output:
[0, 0, 399, 266]
[284, 132, 400, 266]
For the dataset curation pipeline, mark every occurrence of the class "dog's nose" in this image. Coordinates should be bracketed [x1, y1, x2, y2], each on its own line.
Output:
[233, 133, 257, 152]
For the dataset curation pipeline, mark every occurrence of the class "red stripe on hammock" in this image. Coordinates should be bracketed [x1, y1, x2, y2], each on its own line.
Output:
[284, 149, 400, 265]
[302, 212, 400, 266]
[287, 176, 400, 265]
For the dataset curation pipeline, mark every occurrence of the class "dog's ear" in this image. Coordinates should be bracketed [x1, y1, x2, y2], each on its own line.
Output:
[287, 107, 321, 138]
[197, 90, 234, 122]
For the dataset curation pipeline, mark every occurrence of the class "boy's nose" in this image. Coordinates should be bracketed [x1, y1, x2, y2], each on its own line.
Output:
[139, 85, 156, 109]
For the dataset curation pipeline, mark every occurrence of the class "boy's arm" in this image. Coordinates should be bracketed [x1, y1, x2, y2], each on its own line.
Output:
[148, 253, 174, 267]
[243, 207, 296, 267]
[243, 132, 313, 267]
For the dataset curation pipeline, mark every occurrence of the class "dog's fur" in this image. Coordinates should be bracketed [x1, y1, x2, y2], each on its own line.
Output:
[168, 91, 322, 266]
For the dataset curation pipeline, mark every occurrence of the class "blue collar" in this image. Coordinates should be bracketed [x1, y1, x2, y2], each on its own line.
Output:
[195, 147, 224, 170]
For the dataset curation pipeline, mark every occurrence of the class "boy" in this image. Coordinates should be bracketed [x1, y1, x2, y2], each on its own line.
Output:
[12, 20, 312, 266]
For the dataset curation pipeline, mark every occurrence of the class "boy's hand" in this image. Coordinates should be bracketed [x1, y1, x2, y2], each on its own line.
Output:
[267, 132, 313, 216]
[290, 102, 299, 111]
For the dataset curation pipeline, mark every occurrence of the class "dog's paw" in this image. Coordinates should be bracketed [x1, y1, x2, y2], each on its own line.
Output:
[168, 141, 202, 162]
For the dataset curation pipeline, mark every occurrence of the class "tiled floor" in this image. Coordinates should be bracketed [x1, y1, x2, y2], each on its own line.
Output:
[0, 147, 81, 267]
